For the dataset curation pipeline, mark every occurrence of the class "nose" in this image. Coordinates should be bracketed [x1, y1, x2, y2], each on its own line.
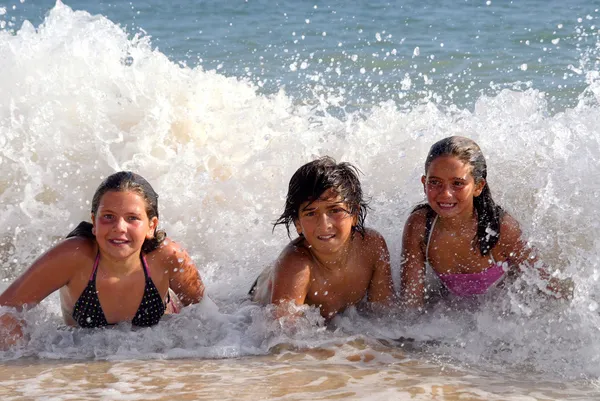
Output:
[113, 217, 127, 232]
[438, 183, 453, 199]
[316, 211, 333, 228]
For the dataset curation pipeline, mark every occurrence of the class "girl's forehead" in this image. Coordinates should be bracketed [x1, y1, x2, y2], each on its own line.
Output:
[98, 190, 147, 209]
[427, 155, 472, 175]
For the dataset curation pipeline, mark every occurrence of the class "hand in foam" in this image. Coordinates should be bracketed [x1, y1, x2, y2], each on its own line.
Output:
[0, 312, 25, 350]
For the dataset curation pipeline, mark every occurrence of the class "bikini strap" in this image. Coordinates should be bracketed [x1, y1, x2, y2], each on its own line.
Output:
[422, 210, 498, 265]
[141, 255, 151, 278]
[89, 252, 101, 281]
[89, 253, 150, 280]
[140, 254, 169, 303]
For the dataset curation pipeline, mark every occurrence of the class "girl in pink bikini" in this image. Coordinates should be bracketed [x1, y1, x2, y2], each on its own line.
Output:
[400, 136, 572, 308]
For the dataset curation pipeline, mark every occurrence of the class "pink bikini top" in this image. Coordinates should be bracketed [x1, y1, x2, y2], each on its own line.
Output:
[426, 215, 506, 297]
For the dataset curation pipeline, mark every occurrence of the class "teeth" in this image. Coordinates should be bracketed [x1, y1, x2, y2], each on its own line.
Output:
[439, 203, 455, 207]
[318, 235, 335, 239]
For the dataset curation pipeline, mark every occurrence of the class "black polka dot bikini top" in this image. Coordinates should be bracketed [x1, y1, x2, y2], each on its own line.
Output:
[72, 252, 167, 328]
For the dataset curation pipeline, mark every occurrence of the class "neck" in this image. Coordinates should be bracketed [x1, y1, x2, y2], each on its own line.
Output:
[97, 250, 143, 277]
[308, 239, 354, 272]
[437, 209, 477, 232]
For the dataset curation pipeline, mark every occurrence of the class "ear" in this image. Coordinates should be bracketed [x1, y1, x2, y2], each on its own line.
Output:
[421, 175, 427, 192]
[294, 218, 302, 236]
[146, 216, 158, 239]
[474, 179, 486, 197]
[90, 214, 97, 236]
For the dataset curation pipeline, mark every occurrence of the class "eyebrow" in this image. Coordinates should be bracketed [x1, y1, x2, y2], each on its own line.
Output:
[301, 201, 346, 212]
[98, 208, 143, 215]
[427, 175, 468, 181]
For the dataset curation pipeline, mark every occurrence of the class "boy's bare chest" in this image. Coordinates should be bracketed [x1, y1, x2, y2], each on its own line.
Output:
[305, 262, 373, 315]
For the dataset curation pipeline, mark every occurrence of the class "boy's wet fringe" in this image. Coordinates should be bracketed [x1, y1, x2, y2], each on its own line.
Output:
[273, 156, 370, 238]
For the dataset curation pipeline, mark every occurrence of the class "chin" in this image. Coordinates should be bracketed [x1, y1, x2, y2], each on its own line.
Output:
[102, 245, 136, 257]
[318, 241, 349, 253]
[436, 208, 458, 216]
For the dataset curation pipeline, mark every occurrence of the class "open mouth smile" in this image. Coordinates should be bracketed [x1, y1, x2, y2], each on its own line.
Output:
[108, 239, 130, 245]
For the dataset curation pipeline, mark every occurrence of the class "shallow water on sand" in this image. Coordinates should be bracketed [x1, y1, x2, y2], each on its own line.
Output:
[0, 343, 594, 401]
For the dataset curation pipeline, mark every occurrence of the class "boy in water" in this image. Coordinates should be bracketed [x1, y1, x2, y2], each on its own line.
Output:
[250, 157, 394, 320]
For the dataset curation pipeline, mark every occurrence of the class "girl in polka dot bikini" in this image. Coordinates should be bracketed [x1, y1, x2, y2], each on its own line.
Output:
[0, 172, 204, 349]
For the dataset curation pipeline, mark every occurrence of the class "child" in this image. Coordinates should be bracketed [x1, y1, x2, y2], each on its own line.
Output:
[0, 171, 204, 349]
[250, 157, 394, 320]
[400, 136, 572, 309]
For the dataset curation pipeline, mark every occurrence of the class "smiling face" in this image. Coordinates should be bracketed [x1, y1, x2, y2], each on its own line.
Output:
[293, 188, 357, 255]
[422, 155, 485, 220]
[91, 190, 158, 261]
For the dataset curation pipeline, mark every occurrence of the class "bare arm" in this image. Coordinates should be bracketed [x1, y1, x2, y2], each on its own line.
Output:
[497, 214, 535, 268]
[399, 211, 428, 309]
[270, 246, 311, 316]
[0, 238, 89, 309]
[366, 230, 395, 305]
[159, 240, 205, 306]
[0, 237, 89, 349]
[499, 214, 573, 299]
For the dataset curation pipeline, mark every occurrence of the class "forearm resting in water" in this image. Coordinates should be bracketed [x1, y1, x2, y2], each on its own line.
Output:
[541, 273, 574, 300]
[273, 299, 306, 320]
[513, 257, 574, 301]
[500, 216, 574, 301]
[0, 312, 25, 350]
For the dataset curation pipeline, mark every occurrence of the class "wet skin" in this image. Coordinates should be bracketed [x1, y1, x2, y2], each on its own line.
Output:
[400, 155, 573, 308]
[0, 190, 204, 349]
[253, 190, 394, 319]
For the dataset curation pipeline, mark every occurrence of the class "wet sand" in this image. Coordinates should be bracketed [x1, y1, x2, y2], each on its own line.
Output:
[0, 344, 592, 401]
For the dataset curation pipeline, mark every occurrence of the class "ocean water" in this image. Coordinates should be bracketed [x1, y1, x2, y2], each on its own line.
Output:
[1, 0, 600, 399]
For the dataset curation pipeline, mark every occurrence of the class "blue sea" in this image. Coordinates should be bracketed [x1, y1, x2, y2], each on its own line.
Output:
[1, 1, 600, 399]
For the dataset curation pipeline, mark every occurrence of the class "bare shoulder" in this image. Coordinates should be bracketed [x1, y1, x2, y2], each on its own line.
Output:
[361, 228, 389, 257]
[152, 238, 203, 305]
[270, 239, 313, 305]
[404, 207, 428, 231]
[499, 212, 524, 245]
[402, 207, 428, 245]
[149, 238, 189, 264]
[46, 236, 96, 267]
[274, 239, 313, 275]
[362, 228, 386, 245]
[0, 236, 96, 308]
[494, 212, 531, 263]
[27, 236, 97, 280]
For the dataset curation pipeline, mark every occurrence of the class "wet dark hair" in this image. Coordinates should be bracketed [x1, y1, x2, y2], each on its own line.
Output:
[417, 136, 503, 255]
[66, 171, 166, 253]
[274, 156, 369, 238]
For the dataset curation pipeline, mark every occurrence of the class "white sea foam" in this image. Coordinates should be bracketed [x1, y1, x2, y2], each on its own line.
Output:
[0, 1, 599, 387]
